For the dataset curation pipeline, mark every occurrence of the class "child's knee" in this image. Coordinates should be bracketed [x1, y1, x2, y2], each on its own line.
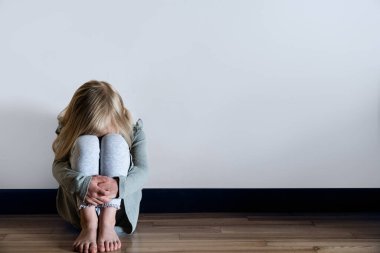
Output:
[73, 135, 100, 154]
[70, 135, 100, 172]
[101, 133, 129, 151]
[100, 134, 130, 177]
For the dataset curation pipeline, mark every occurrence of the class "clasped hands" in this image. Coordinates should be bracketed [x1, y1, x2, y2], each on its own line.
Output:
[85, 175, 119, 206]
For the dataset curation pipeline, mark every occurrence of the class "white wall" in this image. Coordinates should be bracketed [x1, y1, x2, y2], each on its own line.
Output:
[0, 0, 379, 189]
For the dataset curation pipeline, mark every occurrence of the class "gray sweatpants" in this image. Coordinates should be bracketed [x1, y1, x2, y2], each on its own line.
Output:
[70, 133, 130, 212]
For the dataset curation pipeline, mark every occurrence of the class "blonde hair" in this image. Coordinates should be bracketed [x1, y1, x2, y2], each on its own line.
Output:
[52, 80, 134, 161]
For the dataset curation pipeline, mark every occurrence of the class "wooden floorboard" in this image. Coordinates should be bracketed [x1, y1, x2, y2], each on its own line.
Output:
[0, 213, 379, 252]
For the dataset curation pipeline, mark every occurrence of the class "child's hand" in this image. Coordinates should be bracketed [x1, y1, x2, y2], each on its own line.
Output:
[97, 176, 119, 199]
[85, 176, 111, 205]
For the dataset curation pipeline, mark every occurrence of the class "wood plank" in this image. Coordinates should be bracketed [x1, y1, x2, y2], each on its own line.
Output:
[122, 242, 316, 253]
[220, 225, 353, 238]
[1, 213, 380, 253]
[151, 217, 249, 226]
[312, 221, 380, 227]
[135, 224, 222, 233]
[313, 246, 380, 253]
[267, 238, 380, 247]
[180, 232, 274, 240]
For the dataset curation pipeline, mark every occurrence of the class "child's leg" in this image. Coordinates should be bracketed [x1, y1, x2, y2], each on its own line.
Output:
[73, 206, 98, 253]
[71, 135, 100, 175]
[70, 134, 100, 209]
[100, 133, 130, 208]
[98, 133, 130, 252]
[70, 135, 100, 253]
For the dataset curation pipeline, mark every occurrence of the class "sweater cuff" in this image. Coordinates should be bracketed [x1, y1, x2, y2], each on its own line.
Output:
[77, 176, 92, 203]
[117, 175, 127, 199]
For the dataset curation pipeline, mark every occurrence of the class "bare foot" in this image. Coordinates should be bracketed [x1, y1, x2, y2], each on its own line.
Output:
[97, 207, 121, 252]
[73, 206, 98, 253]
[73, 227, 98, 253]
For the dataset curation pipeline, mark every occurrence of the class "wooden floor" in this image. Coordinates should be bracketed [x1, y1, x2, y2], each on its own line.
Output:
[0, 212, 380, 253]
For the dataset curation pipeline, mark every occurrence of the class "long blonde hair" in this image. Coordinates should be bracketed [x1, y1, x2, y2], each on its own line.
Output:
[52, 80, 134, 161]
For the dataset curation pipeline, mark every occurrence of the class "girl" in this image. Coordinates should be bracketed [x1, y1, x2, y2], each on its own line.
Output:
[52, 80, 149, 253]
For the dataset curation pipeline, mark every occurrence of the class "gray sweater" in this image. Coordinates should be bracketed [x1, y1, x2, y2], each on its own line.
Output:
[52, 118, 149, 234]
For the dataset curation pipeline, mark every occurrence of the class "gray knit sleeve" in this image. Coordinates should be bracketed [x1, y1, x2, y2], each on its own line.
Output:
[117, 118, 149, 198]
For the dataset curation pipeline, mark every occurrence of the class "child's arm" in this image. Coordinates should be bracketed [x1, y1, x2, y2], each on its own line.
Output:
[116, 119, 149, 198]
[52, 157, 92, 203]
[52, 122, 92, 203]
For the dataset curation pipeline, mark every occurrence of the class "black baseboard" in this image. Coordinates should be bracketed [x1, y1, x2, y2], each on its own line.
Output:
[0, 188, 379, 214]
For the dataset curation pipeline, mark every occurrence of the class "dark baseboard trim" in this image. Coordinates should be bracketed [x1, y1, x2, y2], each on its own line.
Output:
[0, 188, 379, 214]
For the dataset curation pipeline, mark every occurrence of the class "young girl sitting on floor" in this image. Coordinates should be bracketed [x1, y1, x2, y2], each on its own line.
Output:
[52, 80, 149, 253]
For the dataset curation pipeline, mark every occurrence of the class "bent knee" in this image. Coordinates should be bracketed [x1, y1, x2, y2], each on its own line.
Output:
[101, 133, 129, 150]
[73, 135, 100, 154]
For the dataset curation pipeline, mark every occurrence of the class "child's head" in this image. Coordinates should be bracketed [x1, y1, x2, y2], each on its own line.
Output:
[53, 80, 134, 161]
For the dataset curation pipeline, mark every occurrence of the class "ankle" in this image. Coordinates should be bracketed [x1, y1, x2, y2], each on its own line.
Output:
[80, 217, 98, 230]
[99, 216, 116, 228]
[80, 207, 98, 229]
[81, 222, 98, 230]
[99, 207, 117, 228]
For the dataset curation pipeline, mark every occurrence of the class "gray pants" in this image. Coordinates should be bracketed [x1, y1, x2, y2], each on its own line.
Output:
[70, 134, 130, 212]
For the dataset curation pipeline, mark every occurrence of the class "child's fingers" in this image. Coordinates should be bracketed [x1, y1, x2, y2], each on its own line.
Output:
[91, 196, 105, 205]
[88, 196, 109, 205]
[97, 179, 118, 194]
[96, 186, 108, 196]
[92, 191, 111, 201]
[85, 197, 98, 206]
[97, 182, 110, 191]
[99, 196, 111, 203]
